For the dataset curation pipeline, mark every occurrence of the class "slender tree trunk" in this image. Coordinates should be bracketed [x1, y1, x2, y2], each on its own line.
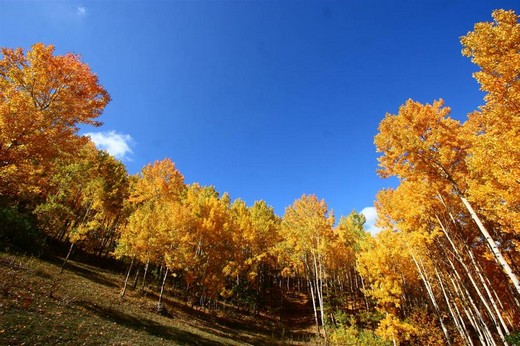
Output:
[279, 277, 284, 322]
[459, 289, 487, 345]
[121, 256, 135, 297]
[467, 248, 510, 337]
[313, 253, 327, 340]
[460, 197, 520, 296]
[140, 259, 150, 293]
[58, 220, 72, 242]
[434, 267, 472, 346]
[60, 242, 74, 274]
[437, 215, 509, 343]
[359, 271, 370, 312]
[319, 258, 327, 340]
[132, 265, 140, 289]
[446, 262, 488, 346]
[482, 270, 516, 328]
[411, 252, 451, 345]
[96, 234, 108, 257]
[306, 267, 320, 336]
[448, 258, 497, 346]
[157, 267, 169, 312]
[444, 274, 475, 346]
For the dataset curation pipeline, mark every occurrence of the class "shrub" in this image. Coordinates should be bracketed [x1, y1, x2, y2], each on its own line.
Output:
[0, 206, 45, 253]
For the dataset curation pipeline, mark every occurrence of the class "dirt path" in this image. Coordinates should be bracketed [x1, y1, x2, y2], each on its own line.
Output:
[281, 291, 316, 342]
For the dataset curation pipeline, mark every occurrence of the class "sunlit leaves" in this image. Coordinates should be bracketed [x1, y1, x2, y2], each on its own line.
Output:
[369, 9, 520, 344]
[375, 99, 467, 194]
[461, 9, 520, 239]
[0, 43, 110, 200]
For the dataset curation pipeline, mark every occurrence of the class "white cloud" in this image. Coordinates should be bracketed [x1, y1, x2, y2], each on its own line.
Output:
[77, 6, 87, 17]
[85, 131, 134, 161]
[360, 206, 381, 236]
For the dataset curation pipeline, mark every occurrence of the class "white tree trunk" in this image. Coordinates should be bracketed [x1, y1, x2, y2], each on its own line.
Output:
[434, 267, 469, 345]
[304, 257, 320, 335]
[460, 197, 520, 296]
[448, 274, 487, 346]
[121, 256, 135, 297]
[444, 275, 475, 346]
[157, 267, 169, 312]
[140, 258, 150, 293]
[314, 253, 327, 340]
[448, 259, 497, 346]
[410, 252, 451, 344]
[467, 248, 510, 337]
[436, 215, 509, 343]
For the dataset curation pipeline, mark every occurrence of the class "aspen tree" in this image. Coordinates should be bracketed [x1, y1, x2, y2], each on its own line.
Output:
[280, 194, 335, 338]
[375, 99, 520, 296]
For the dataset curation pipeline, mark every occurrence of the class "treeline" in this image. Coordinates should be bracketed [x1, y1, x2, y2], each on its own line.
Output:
[1, 9, 519, 346]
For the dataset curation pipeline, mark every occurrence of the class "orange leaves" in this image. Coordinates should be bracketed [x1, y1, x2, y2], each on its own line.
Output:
[369, 10, 520, 343]
[460, 10, 520, 239]
[0, 43, 110, 200]
[18, 43, 108, 124]
[375, 99, 467, 192]
[461, 10, 520, 109]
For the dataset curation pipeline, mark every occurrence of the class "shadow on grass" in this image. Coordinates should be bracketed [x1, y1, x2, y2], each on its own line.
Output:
[60, 261, 119, 289]
[77, 300, 226, 346]
[154, 293, 308, 345]
[34, 268, 53, 280]
[135, 293, 261, 345]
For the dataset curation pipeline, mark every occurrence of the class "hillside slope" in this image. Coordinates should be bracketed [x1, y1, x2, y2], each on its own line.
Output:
[0, 252, 315, 345]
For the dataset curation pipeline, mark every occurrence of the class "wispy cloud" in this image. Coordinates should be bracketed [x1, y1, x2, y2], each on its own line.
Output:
[30, 2, 89, 23]
[76, 6, 87, 18]
[360, 206, 381, 236]
[86, 131, 134, 161]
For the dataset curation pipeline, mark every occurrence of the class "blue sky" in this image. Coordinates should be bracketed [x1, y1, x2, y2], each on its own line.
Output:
[1, 1, 518, 231]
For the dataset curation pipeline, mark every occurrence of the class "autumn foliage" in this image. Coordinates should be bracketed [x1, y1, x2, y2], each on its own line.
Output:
[1, 9, 519, 346]
[0, 43, 110, 202]
[369, 9, 520, 345]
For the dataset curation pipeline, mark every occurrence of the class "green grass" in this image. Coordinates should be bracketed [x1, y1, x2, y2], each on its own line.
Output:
[0, 252, 312, 345]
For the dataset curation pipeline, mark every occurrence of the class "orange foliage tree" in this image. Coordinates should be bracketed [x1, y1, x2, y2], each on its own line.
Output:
[0, 43, 110, 202]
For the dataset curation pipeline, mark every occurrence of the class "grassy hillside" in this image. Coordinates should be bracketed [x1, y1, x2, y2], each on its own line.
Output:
[0, 251, 315, 345]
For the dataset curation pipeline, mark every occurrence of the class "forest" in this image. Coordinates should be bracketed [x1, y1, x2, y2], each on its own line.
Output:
[1, 9, 519, 346]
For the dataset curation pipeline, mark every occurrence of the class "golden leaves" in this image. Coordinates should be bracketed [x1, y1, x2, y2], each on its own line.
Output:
[0, 43, 110, 200]
[375, 99, 466, 190]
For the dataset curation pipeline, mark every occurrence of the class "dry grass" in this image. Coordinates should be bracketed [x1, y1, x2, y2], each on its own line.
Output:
[0, 252, 312, 345]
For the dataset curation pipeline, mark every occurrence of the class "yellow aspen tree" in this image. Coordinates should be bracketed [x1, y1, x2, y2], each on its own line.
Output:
[461, 9, 520, 269]
[375, 178, 514, 345]
[116, 158, 185, 299]
[248, 200, 281, 282]
[90, 151, 129, 257]
[128, 158, 185, 205]
[226, 199, 281, 311]
[180, 184, 235, 304]
[375, 98, 520, 296]
[33, 141, 98, 240]
[328, 211, 367, 312]
[280, 194, 335, 338]
[357, 229, 419, 346]
[229, 199, 281, 293]
[227, 198, 253, 290]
